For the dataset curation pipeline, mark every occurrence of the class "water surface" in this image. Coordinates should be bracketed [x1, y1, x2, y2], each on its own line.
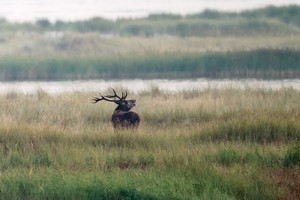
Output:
[1, 79, 299, 95]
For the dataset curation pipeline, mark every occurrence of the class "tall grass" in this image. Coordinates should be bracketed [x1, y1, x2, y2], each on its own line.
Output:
[0, 88, 299, 199]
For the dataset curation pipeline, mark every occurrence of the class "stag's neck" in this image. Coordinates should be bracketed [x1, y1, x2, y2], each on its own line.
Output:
[114, 105, 130, 112]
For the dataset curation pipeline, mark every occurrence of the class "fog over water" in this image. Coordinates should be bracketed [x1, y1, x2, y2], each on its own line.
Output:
[1, 0, 300, 22]
[1, 79, 299, 95]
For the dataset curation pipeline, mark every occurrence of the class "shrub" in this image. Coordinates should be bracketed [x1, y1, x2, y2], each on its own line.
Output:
[214, 149, 241, 166]
[283, 144, 300, 167]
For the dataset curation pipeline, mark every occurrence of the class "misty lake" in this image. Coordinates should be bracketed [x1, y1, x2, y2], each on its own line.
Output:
[0, 79, 299, 95]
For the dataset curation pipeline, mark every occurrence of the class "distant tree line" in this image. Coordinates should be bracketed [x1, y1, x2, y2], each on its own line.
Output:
[1, 5, 300, 36]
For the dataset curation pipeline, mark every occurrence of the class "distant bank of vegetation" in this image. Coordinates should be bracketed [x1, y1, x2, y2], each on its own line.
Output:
[0, 5, 300, 81]
[0, 48, 299, 81]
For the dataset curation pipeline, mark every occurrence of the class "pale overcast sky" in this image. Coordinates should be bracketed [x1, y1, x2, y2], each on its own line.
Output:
[0, 0, 299, 22]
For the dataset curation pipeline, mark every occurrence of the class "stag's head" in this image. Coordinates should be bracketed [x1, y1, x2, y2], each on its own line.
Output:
[92, 89, 136, 111]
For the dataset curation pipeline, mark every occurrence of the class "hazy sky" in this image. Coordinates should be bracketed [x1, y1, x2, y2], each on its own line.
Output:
[0, 0, 300, 22]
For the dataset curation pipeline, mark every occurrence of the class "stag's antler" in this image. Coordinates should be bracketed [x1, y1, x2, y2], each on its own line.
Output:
[92, 89, 128, 103]
[105, 89, 121, 99]
[121, 91, 127, 100]
[92, 93, 116, 103]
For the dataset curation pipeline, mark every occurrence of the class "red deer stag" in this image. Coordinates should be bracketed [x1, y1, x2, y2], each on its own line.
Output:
[92, 89, 140, 130]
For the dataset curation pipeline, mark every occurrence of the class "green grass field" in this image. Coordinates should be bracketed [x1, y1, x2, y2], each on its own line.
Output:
[0, 88, 299, 199]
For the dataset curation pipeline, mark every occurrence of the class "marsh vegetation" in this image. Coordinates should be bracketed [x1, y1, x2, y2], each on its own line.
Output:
[0, 88, 299, 199]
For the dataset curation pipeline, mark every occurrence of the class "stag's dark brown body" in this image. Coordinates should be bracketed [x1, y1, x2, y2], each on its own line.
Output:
[92, 89, 140, 130]
[112, 110, 140, 129]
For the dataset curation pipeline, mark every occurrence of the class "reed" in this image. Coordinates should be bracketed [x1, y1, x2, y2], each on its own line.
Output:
[0, 48, 299, 81]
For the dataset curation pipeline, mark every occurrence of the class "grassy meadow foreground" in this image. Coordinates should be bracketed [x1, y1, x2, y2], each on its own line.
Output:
[0, 88, 299, 199]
